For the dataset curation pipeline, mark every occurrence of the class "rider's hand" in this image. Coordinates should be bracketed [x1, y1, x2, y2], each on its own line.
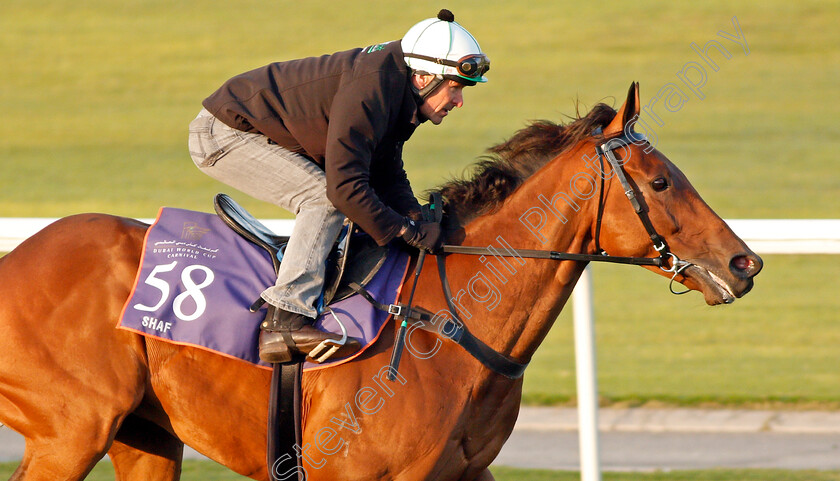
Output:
[400, 218, 443, 253]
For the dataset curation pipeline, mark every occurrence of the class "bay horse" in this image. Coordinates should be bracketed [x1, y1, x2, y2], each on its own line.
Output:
[0, 83, 762, 481]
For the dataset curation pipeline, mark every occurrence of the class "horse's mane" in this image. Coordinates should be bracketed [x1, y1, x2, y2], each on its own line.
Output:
[436, 103, 617, 225]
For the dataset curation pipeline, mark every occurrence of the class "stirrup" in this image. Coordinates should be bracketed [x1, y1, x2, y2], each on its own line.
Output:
[308, 308, 349, 363]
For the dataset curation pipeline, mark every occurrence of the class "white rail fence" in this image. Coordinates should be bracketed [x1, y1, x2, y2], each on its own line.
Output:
[572, 219, 840, 481]
[2, 218, 839, 480]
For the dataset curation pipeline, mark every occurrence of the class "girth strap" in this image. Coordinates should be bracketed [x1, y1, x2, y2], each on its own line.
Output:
[266, 360, 303, 481]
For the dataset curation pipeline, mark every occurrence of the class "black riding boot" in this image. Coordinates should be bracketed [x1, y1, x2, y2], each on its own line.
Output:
[258, 306, 362, 363]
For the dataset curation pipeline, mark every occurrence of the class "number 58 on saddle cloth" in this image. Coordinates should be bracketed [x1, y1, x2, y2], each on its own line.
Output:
[118, 207, 409, 371]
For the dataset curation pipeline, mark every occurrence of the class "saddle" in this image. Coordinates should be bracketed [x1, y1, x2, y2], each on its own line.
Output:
[213, 193, 390, 307]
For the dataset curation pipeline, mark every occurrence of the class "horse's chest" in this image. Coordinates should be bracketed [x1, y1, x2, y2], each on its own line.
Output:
[447, 387, 521, 466]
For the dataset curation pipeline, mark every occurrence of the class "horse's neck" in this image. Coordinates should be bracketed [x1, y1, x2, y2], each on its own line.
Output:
[456, 154, 595, 362]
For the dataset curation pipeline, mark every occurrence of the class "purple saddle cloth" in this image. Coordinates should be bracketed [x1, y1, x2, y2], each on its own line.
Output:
[118, 207, 409, 371]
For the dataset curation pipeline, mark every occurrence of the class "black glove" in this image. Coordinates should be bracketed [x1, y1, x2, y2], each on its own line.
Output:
[400, 218, 443, 253]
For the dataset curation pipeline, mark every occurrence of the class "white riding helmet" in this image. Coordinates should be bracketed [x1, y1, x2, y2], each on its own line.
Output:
[402, 9, 490, 90]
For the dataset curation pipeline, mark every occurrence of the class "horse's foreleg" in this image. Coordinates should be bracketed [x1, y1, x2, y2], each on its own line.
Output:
[109, 415, 185, 481]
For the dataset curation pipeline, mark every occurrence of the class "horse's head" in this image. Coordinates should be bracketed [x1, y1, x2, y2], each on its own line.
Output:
[438, 82, 762, 306]
[592, 83, 763, 305]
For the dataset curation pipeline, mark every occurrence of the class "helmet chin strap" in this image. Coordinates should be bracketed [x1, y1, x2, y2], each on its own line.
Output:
[415, 73, 445, 99]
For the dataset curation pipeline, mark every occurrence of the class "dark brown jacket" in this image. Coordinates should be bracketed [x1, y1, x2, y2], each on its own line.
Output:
[202, 41, 423, 245]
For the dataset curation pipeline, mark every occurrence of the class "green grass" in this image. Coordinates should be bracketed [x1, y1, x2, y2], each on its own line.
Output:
[1, 0, 838, 219]
[1, 0, 839, 409]
[1, 462, 838, 481]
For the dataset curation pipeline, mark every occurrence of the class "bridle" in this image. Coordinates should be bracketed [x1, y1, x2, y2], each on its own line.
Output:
[593, 131, 693, 292]
[359, 131, 694, 380]
[442, 130, 693, 290]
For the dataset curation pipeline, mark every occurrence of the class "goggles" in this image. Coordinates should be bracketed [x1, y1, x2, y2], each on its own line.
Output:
[405, 53, 490, 81]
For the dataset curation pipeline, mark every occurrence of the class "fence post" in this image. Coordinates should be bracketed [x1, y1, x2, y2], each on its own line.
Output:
[573, 264, 601, 481]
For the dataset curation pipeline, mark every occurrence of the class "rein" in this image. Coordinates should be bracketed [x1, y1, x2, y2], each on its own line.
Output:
[356, 132, 695, 380]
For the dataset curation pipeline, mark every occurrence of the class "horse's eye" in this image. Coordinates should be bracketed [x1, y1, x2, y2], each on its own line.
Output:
[651, 177, 669, 192]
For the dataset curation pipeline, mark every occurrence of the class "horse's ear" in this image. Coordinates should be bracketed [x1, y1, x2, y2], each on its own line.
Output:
[603, 82, 640, 136]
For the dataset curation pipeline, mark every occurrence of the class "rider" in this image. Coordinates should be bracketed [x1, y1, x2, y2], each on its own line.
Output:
[188, 9, 490, 363]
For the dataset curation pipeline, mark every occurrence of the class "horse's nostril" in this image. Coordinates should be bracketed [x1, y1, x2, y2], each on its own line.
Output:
[731, 255, 753, 271]
[730, 253, 763, 278]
